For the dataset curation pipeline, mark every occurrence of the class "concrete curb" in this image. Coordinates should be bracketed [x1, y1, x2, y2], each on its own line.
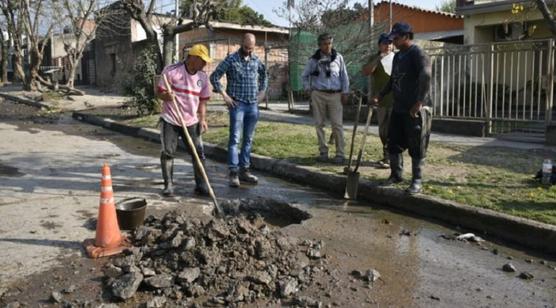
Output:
[72, 111, 556, 255]
[0, 92, 50, 109]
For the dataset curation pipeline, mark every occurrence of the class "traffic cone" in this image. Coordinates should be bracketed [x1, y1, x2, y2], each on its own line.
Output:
[83, 163, 129, 258]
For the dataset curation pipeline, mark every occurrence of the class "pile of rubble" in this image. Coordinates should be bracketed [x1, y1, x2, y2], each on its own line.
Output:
[103, 210, 329, 306]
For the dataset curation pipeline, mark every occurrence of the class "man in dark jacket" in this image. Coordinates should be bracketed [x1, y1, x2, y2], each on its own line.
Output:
[372, 22, 432, 194]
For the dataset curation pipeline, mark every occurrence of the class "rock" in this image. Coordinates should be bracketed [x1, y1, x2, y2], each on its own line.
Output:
[518, 272, 534, 280]
[103, 264, 123, 278]
[142, 267, 156, 277]
[502, 263, 517, 273]
[5, 302, 20, 308]
[111, 272, 144, 300]
[249, 271, 273, 285]
[492, 248, 499, 255]
[146, 296, 167, 308]
[399, 229, 412, 236]
[540, 260, 547, 265]
[255, 238, 272, 259]
[364, 269, 381, 283]
[62, 285, 76, 294]
[97, 304, 120, 308]
[144, 274, 174, 289]
[525, 259, 533, 264]
[184, 237, 196, 250]
[294, 296, 320, 307]
[456, 233, 484, 242]
[307, 248, 322, 259]
[177, 267, 201, 284]
[50, 291, 63, 303]
[279, 278, 299, 297]
[430, 295, 440, 301]
[171, 231, 184, 248]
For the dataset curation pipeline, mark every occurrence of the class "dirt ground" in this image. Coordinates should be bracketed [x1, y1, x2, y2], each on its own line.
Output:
[1, 98, 556, 307]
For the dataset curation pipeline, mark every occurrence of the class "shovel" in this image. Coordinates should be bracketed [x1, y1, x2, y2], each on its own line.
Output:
[162, 75, 224, 217]
[344, 96, 363, 175]
[344, 105, 374, 200]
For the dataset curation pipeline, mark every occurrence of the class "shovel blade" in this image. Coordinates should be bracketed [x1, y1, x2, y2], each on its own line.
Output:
[344, 171, 360, 200]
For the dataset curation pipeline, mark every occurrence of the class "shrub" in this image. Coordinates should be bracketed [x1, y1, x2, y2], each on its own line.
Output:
[124, 45, 160, 115]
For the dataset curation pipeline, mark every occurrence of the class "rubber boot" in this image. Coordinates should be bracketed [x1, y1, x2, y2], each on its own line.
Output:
[161, 156, 174, 196]
[384, 153, 403, 185]
[406, 158, 424, 194]
[194, 160, 209, 196]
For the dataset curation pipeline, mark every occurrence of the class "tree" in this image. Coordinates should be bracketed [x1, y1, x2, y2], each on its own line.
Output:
[436, 0, 456, 14]
[0, 20, 10, 85]
[121, 0, 227, 70]
[1, 0, 27, 88]
[534, 0, 556, 36]
[181, 0, 272, 26]
[48, 0, 110, 93]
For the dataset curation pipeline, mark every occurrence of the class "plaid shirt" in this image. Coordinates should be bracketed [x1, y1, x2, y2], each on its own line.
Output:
[210, 50, 267, 104]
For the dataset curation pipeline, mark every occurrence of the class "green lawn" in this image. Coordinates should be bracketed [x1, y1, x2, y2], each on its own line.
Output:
[120, 109, 556, 225]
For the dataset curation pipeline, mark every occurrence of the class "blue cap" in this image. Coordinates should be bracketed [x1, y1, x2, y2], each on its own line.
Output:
[378, 33, 392, 45]
[387, 22, 413, 40]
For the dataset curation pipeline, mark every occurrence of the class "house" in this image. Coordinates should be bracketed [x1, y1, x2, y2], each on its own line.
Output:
[372, 1, 464, 44]
[456, 0, 553, 44]
[179, 22, 289, 99]
[44, 20, 97, 86]
[94, 2, 173, 92]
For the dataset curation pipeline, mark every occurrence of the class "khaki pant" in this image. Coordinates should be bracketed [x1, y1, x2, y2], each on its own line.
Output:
[377, 106, 392, 161]
[311, 91, 344, 157]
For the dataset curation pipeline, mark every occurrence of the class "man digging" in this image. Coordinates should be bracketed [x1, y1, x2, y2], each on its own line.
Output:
[156, 44, 212, 197]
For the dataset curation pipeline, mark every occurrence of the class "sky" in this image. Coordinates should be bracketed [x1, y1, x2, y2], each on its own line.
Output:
[243, 0, 446, 27]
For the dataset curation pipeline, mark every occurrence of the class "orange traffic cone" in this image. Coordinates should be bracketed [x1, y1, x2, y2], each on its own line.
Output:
[83, 163, 129, 258]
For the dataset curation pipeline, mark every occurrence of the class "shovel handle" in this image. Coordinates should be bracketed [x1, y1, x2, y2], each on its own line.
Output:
[353, 106, 375, 173]
[346, 96, 363, 170]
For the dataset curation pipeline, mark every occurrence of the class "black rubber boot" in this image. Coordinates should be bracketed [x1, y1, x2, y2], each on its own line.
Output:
[384, 153, 403, 185]
[406, 158, 424, 194]
[161, 156, 174, 196]
[194, 160, 209, 196]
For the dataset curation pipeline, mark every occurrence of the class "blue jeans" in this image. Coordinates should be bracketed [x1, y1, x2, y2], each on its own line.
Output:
[228, 101, 259, 172]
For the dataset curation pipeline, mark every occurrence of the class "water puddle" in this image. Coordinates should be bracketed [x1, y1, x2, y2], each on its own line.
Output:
[0, 163, 24, 177]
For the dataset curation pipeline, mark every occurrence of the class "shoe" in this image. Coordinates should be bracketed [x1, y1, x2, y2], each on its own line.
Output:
[332, 156, 345, 165]
[194, 183, 209, 196]
[406, 179, 422, 194]
[316, 152, 328, 163]
[229, 171, 240, 188]
[161, 156, 174, 196]
[162, 185, 174, 196]
[377, 159, 390, 169]
[383, 175, 403, 186]
[239, 168, 258, 184]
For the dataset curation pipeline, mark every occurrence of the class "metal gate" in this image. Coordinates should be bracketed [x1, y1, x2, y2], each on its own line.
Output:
[426, 39, 555, 135]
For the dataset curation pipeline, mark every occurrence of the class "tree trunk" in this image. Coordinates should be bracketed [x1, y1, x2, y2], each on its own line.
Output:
[66, 57, 79, 89]
[163, 28, 176, 67]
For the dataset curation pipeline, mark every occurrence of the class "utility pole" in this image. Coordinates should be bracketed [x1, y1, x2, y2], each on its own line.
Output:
[389, 0, 393, 29]
[175, 0, 179, 62]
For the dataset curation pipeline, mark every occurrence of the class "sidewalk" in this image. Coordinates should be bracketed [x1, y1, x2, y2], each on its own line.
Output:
[210, 102, 556, 151]
[0, 84, 127, 111]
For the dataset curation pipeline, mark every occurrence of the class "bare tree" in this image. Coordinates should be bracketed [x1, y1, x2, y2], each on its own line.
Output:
[534, 0, 556, 36]
[21, 0, 54, 91]
[47, 0, 114, 95]
[0, 0, 26, 88]
[0, 19, 10, 85]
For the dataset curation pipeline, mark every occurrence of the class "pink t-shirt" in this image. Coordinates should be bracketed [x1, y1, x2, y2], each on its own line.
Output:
[157, 62, 211, 127]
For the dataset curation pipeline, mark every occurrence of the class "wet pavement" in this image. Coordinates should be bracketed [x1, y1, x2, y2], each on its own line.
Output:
[0, 98, 555, 307]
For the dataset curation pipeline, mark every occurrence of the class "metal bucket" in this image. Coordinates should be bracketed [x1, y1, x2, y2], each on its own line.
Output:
[116, 197, 147, 230]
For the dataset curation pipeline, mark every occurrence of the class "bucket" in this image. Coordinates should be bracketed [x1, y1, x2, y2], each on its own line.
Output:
[115, 197, 147, 230]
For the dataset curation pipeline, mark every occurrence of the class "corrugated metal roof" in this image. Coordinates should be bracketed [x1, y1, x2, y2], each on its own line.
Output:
[376, 1, 463, 19]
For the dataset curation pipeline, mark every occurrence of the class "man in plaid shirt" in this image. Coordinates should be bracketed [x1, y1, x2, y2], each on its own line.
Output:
[210, 33, 268, 188]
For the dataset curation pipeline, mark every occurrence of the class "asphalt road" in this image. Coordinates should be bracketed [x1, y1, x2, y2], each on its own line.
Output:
[0, 98, 555, 307]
